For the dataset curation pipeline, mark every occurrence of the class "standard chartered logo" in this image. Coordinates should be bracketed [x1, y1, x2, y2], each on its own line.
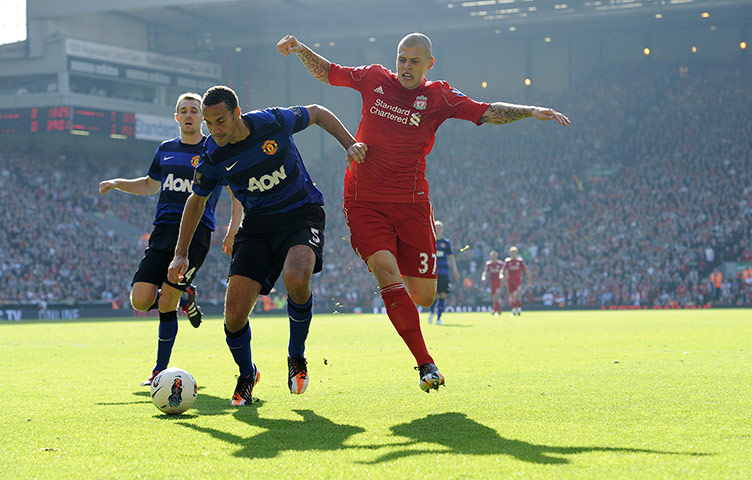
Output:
[370, 99, 420, 126]
[162, 173, 193, 192]
[248, 165, 287, 193]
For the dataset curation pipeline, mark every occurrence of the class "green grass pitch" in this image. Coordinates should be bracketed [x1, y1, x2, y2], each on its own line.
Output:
[1, 309, 750, 479]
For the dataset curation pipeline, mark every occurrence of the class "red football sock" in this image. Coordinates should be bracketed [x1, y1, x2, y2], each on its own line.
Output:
[380, 283, 433, 365]
[493, 300, 500, 312]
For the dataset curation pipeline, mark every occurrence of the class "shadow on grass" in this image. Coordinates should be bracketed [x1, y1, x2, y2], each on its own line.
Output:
[131, 391, 712, 464]
[362, 412, 711, 465]
[124, 389, 248, 417]
[181, 406, 368, 459]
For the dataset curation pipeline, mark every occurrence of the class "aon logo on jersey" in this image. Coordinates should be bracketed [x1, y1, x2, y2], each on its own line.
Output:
[248, 165, 286, 193]
[163, 173, 193, 193]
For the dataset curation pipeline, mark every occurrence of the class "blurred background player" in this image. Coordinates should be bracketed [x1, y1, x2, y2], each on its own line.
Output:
[278, 31, 567, 393]
[99, 93, 242, 386]
[481, 250, 504, 316]
[168, 85, 366, 406]
[428, 220, 460, 325]
[502, 246, 530, 317]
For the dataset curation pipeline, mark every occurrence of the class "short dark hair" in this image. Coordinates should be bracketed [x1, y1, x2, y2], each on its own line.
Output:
[175, 92, 202, 113]
[202, 85, 239, 111]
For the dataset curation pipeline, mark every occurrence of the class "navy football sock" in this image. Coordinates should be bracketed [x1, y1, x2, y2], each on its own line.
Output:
[226, 322, 254, 378]
[437, 298, 446, 321]
[288, 294, 312, 358]
[155, 310, 178, 371]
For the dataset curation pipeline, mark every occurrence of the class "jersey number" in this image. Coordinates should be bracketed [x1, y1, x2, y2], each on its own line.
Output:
[309, 228, 321, 246]
[177, 267, 196, 286]
[418, 252, 437, 275]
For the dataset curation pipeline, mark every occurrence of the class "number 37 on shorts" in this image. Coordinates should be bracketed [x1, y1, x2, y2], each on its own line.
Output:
[418, 252, 437, 275]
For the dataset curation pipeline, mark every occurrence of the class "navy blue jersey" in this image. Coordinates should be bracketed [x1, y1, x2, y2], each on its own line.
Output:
[147, 137, 223, 231]
[193, 106, 323, 215]
[436, 237, 453, 276]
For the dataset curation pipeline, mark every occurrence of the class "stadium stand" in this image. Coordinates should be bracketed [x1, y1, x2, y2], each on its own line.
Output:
[1, 58, 750, 310]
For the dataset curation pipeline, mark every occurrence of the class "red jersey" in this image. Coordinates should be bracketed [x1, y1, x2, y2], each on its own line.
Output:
[328, 63, 490, 203]
[502, 256, 528, 284]
[483, 260, 504, 287]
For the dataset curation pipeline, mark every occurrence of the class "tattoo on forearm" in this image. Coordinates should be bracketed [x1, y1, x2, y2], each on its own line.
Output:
[480, 103, 533, 125]
[299, 49, 330, 81]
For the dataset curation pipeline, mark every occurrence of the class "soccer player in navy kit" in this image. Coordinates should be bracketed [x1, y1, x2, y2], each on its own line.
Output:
[99, 93, 242, 386]
[168, 86, 366, 406]
[427, 220, 460, 325]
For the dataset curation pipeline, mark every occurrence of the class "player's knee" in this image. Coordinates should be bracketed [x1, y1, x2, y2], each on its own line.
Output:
[224, 304, 249, 329]
[130, 296, 152, 312]
[157, 293, 179, 312]
[372, 267, 401, 288]
[282, 269, 311, 295]
[130, 284, 158, 312]
[412, 289, 436, 308]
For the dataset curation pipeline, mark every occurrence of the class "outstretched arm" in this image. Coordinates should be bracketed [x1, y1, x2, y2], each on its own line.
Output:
[99, 176, 160, 195]
[479, 102, 570, 126]
[305, 104, 367, 164]
[277, 35, 331, 84]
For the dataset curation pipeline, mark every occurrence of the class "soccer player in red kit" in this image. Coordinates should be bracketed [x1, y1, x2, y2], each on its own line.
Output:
[481, 250, 505, 316]
[502, 246, 530, 317]
[278, 32, 568, 392]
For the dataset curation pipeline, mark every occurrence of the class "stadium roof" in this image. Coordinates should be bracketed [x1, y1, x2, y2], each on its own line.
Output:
[26, 0, 752, 57]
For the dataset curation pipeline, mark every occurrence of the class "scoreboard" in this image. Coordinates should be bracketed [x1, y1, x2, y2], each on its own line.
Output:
[0, 106, 136, 138]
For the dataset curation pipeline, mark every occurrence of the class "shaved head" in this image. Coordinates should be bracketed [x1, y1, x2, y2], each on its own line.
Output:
[398, 33, 432, 58]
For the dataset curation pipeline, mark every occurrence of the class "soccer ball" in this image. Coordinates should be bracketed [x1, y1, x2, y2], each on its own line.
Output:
[150, 367, 197, 415]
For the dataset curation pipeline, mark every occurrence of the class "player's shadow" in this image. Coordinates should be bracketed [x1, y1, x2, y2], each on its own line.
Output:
[362, 412, 711, 465]
[125, 388, 246, 418]
[181, 408, 367, 459]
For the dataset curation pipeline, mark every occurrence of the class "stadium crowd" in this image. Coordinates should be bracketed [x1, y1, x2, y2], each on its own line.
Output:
[1, 57, 750, 311]
[0, 150, 236, 306]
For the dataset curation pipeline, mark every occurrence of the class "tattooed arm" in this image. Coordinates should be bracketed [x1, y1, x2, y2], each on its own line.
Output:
[277, 35, 331, 84]
[480, 102, 570, 126]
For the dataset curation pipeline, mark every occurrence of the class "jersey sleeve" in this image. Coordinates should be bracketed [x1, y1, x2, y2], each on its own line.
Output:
[328, 63, 374, 91]
[280, 106, 310, 136]
[439, 82, 490, 125]
[191, 157, 219, 197]
[146, 149, 162, 181]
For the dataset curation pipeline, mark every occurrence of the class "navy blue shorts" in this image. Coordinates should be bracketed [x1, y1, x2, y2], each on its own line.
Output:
[229, 204, 325, 295]
[437, 273, 451, 294]
[132, 222, 211, 291]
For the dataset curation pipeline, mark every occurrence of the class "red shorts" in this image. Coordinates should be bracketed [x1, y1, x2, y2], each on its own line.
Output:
[343, 201, 436, 278]
[490, 283, 501, 295]
[508, 281, 522, 294]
